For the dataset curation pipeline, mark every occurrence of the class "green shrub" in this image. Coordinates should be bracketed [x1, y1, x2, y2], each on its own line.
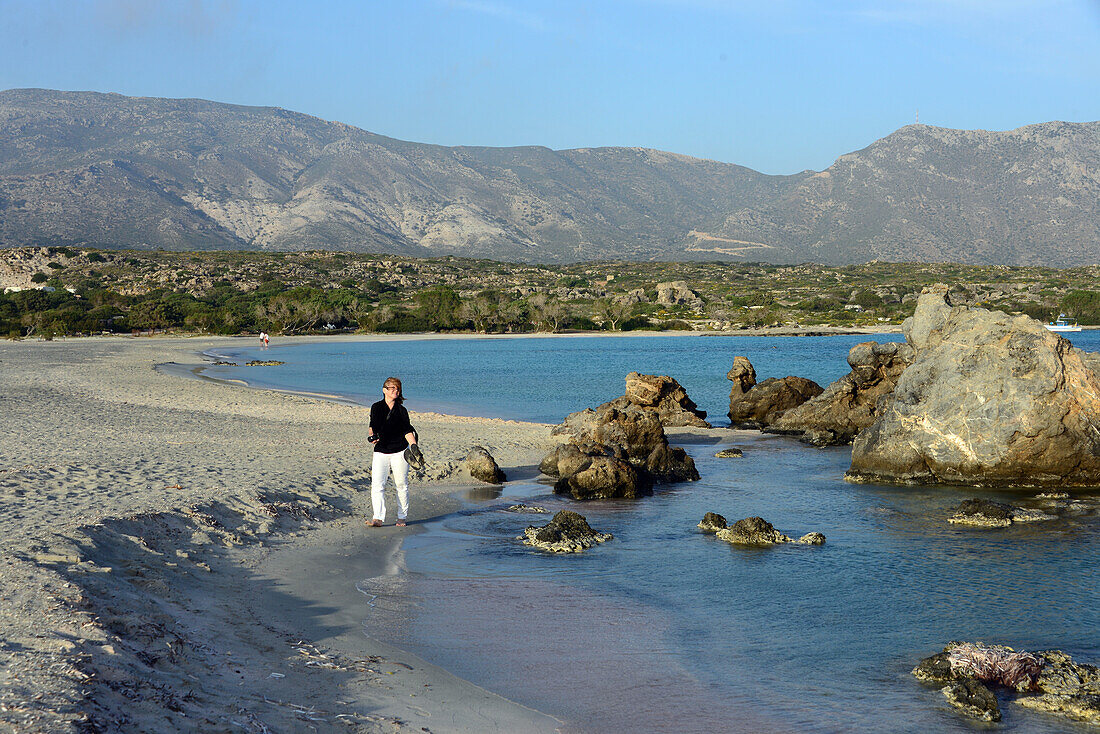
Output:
[30, 273, 47, 284]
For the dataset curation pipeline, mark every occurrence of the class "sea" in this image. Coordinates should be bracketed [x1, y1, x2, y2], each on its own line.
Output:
[203, 333, 1100, 733]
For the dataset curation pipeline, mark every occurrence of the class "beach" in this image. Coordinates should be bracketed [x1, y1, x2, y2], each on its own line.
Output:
[0, 335, 563, 732]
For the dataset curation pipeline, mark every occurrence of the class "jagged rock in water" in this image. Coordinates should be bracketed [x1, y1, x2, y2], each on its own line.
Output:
[849, 285, 1100, 486]
[770, 341, 915, 445]
[544, 402, 699, 499]
[714, 448, 743, 458]
[465, 446, 506, 484]
[726, 357, 822, 428]
[797, 532, 826, 545]
[697, 512, 727, 533]
[948, 498, 1056, 527]
[246, 360, 284, 366]
[560, 372, 709, 429]
[521, 510, 612, 553]
[913, 643, 1100, 725]
[941, 678, 1001, 722]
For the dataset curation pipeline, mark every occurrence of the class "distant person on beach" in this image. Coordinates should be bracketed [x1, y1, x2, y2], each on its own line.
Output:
[263, 332, 270, 348]
[367, 377, 422, 527]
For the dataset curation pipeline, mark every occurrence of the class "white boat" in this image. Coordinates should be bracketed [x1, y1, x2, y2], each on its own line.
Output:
[1046, 314, 1082, 333]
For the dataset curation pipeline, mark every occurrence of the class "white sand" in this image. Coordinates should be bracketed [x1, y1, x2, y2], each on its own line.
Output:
[0, 335, 563, 732]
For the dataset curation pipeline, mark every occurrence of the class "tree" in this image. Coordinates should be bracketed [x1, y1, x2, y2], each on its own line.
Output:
[593, 298, 632, 330]
[529, 292, 568, 332]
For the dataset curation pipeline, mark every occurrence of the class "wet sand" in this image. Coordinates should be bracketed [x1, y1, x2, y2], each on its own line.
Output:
[0, 335, 562, 732]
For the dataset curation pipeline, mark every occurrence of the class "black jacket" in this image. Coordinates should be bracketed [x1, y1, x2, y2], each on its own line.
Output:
[369, 400, 414, 454]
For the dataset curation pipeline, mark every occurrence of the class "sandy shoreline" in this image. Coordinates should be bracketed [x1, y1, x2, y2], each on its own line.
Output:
[0, 335, 564, 732]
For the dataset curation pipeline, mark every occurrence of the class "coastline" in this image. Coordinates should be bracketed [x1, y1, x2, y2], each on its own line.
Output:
[0, 335, 563, 731]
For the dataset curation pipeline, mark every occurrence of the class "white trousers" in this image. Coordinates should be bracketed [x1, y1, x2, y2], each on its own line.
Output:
[371, 449, 409, 521]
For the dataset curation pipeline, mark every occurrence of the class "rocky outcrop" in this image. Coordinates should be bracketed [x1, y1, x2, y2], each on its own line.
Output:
[913, 642, 1100, 725]
[947, 498, 1054, 527]
[769, 341, 915, 446]
[655, 281, 704, 309]
[714, 448, 743, 458]
[702, 515, 825, 546]
[543, 402, 699, 500]
[589, 372, 709, 428]
[849, 286, 1100, 486]
[245, 360, 284, 366]
[726, 357, 823, 428]
[521, 510, 612, 553]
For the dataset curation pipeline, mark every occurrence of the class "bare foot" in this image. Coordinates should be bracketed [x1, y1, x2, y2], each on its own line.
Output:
[396, 520, 406, 527]
[366, 519, 383, 527]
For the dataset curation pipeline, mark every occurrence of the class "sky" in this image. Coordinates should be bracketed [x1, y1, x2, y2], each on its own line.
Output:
[1, 0, 1099, 174]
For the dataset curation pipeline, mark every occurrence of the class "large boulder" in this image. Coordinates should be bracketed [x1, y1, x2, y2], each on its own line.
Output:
[849, 286, 1100, 486]
[711, 516, 825, 546]
[465, 446, 506, 484]
[769, 341, 915, 445]
[726, 357, 823, 428]
[544, 402, 699, 499]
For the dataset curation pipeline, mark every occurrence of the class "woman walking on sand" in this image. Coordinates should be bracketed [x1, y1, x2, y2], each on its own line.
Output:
[367, 377, 421, 527]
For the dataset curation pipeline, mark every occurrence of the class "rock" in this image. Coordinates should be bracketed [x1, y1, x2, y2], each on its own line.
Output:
[797, 532, 826, 545]
[914, 643, 1100, 726]
[465, 446, 506, 484]
[554, 454, 646, 500]
[545, 401, 699, 499]
[769, 341, 915, 445]
[521, 510, 612, 553]
[728, 375, 823, 428]
[619, 372, 709, 427]
[716, 516, 792, 545]
[505, 504, 549, 513]
[714, 448, 743, 458]
[941, 678, 1001, 722]
[565, 372, 709, 429]
[655, 280, 704, 309]
[1036, 491, 1070, 500]
[245, 360, 284, 366]
[697, 512, 727, 533]
[726, 356, 756, 400]
[849, 286, 1100, 486]
[947, 499, 1014, 527]
[948, 498, 1056, 526]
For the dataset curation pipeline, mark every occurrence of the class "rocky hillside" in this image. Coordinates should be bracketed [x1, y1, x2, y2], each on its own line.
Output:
[1, 89, 1098, 265]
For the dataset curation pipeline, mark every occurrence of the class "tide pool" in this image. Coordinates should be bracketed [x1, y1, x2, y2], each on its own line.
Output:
[208, 332, 1100, 732]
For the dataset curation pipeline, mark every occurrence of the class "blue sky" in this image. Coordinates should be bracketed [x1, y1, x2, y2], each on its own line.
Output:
[2, 0, 1098, 174]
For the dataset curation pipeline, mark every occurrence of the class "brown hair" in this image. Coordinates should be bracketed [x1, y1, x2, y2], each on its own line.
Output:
[383, 376, 404, 405]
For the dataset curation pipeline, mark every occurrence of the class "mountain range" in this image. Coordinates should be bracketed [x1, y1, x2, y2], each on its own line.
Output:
[1, 88, 1098, 265]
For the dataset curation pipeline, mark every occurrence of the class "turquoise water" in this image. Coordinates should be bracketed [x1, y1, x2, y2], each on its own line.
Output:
[208, 333, 1100, 732]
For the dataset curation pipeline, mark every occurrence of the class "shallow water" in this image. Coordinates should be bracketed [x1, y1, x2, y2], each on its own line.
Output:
[212, 333, 1100, 732]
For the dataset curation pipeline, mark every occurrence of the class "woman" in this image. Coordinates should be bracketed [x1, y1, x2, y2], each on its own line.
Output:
[367, 377, 419, 527]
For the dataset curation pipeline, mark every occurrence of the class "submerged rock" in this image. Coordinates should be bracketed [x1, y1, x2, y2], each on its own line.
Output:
[948, 498, 1056, 527]
[505, 504, 549, 514]
[521, 510, 612, 553]
[465, 446, 506, 484]
[849, 285, 1100, 487]
[726, 357, 823, 428]
[245, 360, 284, 366]
[770, 341, 915, 446]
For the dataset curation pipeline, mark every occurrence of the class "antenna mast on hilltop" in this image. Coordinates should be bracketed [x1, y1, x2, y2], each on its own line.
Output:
[916, 109, 919, 124]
